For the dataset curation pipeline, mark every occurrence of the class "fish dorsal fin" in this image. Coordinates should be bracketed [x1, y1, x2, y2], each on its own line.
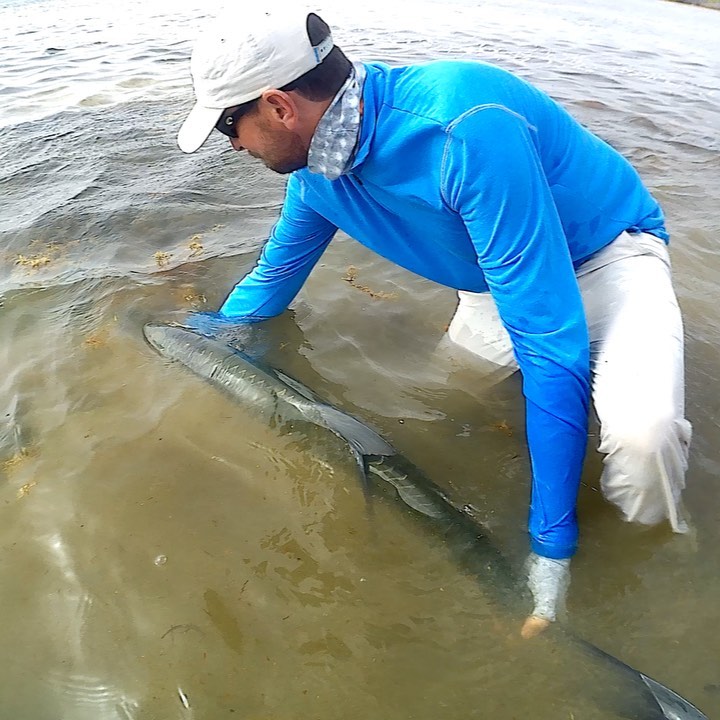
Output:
[273, 369, 395, 458]
[273, 369, 321, 402]
[315, 404, 395, 458]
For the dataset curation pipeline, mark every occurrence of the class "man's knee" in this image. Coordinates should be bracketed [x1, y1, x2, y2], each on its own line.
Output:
[597, 411, 691, 528]
[600, 411, 682, 461]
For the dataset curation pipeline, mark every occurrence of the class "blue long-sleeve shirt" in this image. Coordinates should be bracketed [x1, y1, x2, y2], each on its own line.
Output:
[217, 60, 667, 559]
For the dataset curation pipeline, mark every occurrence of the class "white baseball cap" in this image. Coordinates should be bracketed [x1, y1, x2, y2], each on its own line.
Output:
[177, 6, 334, 153]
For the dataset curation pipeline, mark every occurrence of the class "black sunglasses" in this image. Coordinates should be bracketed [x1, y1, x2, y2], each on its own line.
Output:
[215, 106, 244, 138]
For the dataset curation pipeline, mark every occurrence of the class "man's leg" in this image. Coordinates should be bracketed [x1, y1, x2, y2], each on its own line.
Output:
[446, 290, 517, 376]
[579, 233, 692, 532]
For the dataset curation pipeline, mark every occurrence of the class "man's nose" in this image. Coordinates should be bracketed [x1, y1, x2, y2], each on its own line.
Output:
[230, 137, 244, 152]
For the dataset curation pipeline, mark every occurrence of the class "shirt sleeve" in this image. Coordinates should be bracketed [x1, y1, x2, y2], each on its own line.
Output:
[219, 174, 337, 321]
[441, 105, 591, 559]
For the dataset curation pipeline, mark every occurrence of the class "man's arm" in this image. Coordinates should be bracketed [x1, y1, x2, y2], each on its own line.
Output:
[441, 106, 591, 608]
[219, 174, 337, 321]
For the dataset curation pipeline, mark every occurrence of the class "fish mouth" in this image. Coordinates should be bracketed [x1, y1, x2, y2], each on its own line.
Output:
[641, 674, 708, 720]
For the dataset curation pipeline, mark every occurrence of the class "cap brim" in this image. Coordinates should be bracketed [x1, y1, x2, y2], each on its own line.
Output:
[177, 103, 224, 153]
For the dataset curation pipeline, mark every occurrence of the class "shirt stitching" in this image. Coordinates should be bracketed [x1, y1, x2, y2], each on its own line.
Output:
[440, 104, 537, 208]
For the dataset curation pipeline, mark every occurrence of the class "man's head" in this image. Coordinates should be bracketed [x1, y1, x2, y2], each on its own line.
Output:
[177, 8, 351, 173]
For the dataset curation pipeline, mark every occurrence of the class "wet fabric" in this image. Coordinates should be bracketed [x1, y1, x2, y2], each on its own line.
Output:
[526, 552, 571, 622]
[218, 60, 670, 558]
[448, 232, 692, 534]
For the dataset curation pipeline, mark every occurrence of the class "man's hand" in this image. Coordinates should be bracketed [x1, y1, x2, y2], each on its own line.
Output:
[182, 311, 239, 337]
[521, 552, 571, 639]
[181, 311, 271, 354]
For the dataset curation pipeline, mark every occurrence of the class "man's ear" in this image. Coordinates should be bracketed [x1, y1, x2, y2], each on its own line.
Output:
[260, 90, 298, 128]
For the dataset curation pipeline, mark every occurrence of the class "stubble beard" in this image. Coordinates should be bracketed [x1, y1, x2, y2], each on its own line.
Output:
[261, 128, 308, 175]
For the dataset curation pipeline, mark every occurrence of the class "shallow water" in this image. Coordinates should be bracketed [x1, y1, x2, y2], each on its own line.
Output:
[0, 0, 719, 717]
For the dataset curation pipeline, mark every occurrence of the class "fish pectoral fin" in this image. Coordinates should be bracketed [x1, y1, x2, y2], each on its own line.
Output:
[351, 448, 373, 506]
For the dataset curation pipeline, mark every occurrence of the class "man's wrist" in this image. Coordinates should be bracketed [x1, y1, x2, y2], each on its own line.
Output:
[530, 537, 576, 560]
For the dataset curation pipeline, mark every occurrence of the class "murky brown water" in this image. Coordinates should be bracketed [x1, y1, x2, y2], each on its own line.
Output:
[0, 0, 718, 717]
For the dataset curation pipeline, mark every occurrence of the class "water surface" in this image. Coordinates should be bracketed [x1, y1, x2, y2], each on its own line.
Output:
[0, 0, 718, 716]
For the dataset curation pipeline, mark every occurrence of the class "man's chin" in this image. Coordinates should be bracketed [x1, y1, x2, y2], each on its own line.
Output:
[265, 159, 308, 175]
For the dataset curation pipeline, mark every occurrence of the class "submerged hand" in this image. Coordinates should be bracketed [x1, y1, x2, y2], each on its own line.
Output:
[182, 311, 269, 354]
[183, 311, 245, 337]
[521, 552, 571, 639]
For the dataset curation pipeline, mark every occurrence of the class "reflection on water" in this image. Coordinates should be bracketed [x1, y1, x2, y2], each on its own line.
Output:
[0, 0, 718, 716]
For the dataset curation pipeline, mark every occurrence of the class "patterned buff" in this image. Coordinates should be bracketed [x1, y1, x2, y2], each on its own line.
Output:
[307, 63, 366, 181]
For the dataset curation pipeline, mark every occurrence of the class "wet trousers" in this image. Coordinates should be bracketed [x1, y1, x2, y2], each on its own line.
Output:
[447, 232, 692, 532]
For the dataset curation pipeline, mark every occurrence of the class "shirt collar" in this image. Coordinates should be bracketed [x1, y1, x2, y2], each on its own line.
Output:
[307, 62, 366, 181]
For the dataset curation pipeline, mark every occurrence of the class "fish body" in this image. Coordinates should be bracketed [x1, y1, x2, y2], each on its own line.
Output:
[143, 323, 394, 464]
[143, 323, 708, 720]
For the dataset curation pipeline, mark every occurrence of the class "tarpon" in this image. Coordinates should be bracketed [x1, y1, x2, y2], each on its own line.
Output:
[143, 322, 708, 720]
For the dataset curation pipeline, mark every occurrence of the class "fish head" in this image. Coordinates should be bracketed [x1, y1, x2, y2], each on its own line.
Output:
[143, 322, 185, 355]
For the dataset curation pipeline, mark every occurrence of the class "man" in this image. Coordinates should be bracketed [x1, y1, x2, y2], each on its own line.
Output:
[177, 7, 692, 636]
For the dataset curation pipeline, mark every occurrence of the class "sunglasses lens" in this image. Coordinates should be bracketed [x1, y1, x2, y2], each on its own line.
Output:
[215, 108, 238, 138]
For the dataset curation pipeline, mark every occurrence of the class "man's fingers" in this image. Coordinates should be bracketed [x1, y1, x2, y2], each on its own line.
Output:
[521, 615, 551, 640]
